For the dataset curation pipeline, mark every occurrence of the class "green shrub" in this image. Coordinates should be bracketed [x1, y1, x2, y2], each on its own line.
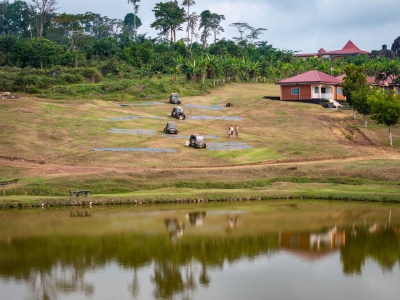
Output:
[60, 73, 85, 84]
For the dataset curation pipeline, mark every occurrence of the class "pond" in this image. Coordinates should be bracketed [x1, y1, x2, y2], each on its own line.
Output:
[0, 201, 399, 300]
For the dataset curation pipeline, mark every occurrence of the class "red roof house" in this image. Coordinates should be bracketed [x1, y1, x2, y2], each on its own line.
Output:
[323, 40, 371, 58]
[276, 70, 345, 101]
[294, 40, 370, 59]
[338, 74, 398, 91]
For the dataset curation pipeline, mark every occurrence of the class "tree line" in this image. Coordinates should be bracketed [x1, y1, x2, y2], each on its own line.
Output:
[0, 0, 399, 80]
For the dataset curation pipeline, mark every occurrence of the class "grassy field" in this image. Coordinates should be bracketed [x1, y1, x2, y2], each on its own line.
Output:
[1, 82, 400, 205]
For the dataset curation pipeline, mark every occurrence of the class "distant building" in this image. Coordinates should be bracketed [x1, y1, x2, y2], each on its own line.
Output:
[294, 40, 370, 59]
[370, 44, 396, 59]
[337, 73, 399, 92]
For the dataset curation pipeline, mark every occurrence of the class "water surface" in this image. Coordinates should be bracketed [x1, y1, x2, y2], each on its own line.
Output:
[1, 201, 399, 300]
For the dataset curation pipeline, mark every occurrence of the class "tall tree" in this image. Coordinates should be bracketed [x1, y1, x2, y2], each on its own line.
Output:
[198, 10, 211, 48]
[229, 22, 252, 43]
[0, 0, 33, 37]
[29, 0, 57, 37]
[53, 13, 94, 67]
[246, 27, 267, 44]
[198, 10, 224, 47]
[368, 88, 400, 146]
[186, 11, 198, 51]
[182, 0, 195, 44]
[127, 0, 141, 42]
[151, 1, 185, 43]
[123, 12, 142, 40]
[83, 12, 121, 40]
[209, 12, 224, 43]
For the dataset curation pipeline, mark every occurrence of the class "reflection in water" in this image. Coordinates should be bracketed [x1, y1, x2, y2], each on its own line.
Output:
[341, 223, 400, 275]
[186, 211, 206, 227]
[70, 210, 91, 218]
[279, 226, 345, 261]
[164, 218, 185, 243]
[0, 205, 399, 299]
[226, 215, 238, 233]
[28, 263, 94, 300]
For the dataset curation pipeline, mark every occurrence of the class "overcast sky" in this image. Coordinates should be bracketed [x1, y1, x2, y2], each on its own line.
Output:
[48, 0, 400, 53]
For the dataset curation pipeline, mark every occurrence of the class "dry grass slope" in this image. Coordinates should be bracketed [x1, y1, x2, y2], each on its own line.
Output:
[0, 83, 399, 201]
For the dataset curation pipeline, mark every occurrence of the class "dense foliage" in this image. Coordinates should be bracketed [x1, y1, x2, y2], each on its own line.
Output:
[0, 1, 399, 90]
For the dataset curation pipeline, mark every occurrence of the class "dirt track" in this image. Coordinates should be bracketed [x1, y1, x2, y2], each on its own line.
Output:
[1, 147, 399, 177]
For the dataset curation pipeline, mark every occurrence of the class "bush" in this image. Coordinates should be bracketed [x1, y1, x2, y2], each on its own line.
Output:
[76, 68, 102, 83]
[60, 73, 85, 84]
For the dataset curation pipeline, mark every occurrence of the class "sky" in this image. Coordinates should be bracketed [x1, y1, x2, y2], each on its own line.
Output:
[38, 0, 400, 53]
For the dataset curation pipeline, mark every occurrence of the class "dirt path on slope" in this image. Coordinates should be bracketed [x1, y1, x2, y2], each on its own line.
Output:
[1, 147, 399, 177]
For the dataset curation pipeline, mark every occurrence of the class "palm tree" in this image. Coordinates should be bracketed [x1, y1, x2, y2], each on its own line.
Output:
[375, 61, 399, 90]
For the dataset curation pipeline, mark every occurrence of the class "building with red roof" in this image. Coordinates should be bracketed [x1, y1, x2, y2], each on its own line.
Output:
[338, 74, 399, 91]
[294, 40, 370, 59]
[276, 70, 345, 101]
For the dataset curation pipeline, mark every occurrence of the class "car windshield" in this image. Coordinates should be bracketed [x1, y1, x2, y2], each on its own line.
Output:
[175, 107, 183, 112]
[167, 122, 177, 128]
[171, 94, 179, 100]
[195, 136, 204, 142]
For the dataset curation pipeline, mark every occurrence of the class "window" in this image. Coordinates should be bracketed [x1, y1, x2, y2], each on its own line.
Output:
[321, 87, 326, 93]
[337, 87, 342, 95]
[291, 87, 299, 95]
[314, 87, 319, 93]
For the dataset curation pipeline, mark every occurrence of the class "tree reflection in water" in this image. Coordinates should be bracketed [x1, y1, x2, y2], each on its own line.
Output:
[341, 225, 400, 275]
[0, 205, 399, 299]
[28, 263, 94, 300]
[128, 269, 140, 298]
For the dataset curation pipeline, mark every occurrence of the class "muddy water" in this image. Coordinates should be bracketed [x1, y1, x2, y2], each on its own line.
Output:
[1, 201, 399, 300]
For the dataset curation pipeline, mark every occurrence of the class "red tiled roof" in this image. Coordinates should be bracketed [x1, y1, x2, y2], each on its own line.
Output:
[324, 40, 370, 55]
[367, 75, 397, 86]
[338, 74, 397, 86]
[293, 41, 370, 57]
[276, 70, 342, 85]
[335, 74, 346, 81]
[367, 76, 379, 85]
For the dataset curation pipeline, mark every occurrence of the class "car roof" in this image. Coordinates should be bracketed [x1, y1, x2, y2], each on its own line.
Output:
[191, 134, 204, 139]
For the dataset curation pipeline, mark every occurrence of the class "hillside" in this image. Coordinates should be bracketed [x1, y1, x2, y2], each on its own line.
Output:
[1, 83, 400, 202]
